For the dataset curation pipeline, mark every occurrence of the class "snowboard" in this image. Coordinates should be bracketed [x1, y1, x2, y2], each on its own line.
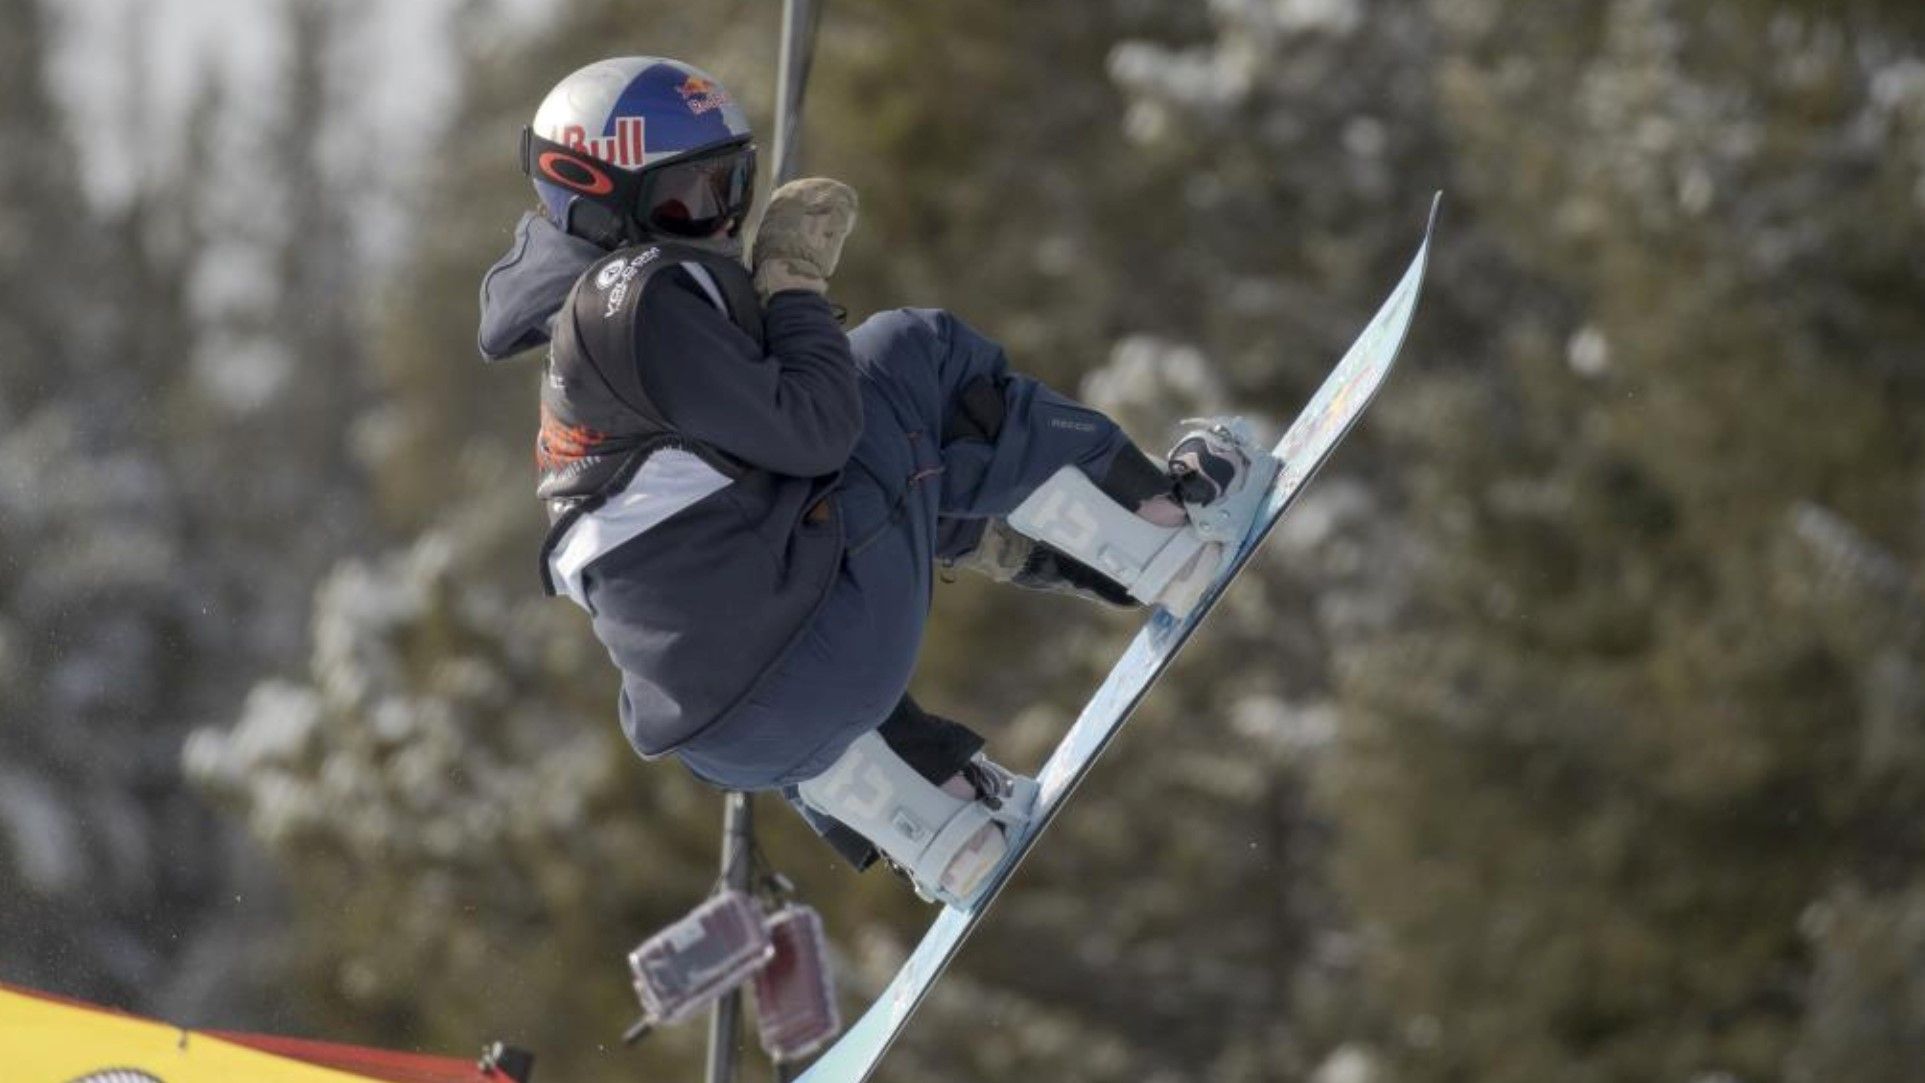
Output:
[797, 194, 1440, 1083]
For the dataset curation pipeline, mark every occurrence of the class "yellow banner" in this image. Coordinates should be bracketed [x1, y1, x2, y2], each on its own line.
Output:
[1, 985, 420, 1083]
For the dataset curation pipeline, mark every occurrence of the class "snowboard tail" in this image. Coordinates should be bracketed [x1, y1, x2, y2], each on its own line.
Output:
[798, 194, 1442, 1083]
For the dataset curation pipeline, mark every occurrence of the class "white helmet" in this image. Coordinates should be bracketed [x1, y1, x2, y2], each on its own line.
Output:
[521, 56, 756, 248]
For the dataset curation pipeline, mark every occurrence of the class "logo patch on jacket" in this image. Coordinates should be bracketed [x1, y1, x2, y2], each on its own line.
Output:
[596, 248, 663, 318]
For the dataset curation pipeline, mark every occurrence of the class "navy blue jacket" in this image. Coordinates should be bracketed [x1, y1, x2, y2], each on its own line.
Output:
[479, 212, 861, 758]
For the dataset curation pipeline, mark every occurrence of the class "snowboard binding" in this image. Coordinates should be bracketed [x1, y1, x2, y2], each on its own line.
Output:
[893, 753, 1040, 907]
[1168, 417, 1282, 546]
[796, 734, 1039, 909]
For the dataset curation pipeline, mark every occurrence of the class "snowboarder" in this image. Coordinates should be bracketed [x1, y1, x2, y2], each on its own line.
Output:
[477, 56, 1274, 907]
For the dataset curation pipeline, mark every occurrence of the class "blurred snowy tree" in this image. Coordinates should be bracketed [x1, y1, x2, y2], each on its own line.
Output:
[185, 527, 733, 1070]
[116, 1, 1925, 1081]
[1, 0, 397, 1029]
[1318, 2, 1925, 1080]
[0, 0, 217, 1008]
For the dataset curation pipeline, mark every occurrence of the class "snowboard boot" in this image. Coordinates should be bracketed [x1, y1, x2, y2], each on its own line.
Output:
[902, 752, 1040, 906]
[1005, 417, 1278, 618]
[796, 731, 1037, 909]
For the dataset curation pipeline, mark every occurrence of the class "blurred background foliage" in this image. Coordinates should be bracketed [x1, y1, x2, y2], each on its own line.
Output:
[2, 0, 1922, 1079]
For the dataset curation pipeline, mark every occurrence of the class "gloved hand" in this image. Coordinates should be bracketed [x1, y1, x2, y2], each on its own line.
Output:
[751, 178, 858, 302]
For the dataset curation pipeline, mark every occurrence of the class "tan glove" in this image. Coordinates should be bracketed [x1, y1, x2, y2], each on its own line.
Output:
[751, 178, 859, 302]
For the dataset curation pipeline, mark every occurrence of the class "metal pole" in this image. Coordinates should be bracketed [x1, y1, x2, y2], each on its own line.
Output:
[707, 6, 823, 1083]
[770, 0, 821, 187]
[704, 792, 754, 1083]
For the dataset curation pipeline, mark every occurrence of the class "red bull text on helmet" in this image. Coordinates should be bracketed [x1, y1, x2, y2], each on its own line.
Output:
[552, 117, 649, 170]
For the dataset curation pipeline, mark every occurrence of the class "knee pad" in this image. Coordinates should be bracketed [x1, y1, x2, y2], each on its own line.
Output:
[796, 731, 1014, 907]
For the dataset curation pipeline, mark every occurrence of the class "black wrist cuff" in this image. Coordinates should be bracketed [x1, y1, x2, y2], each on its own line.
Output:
[1098, 444, 1176, 509]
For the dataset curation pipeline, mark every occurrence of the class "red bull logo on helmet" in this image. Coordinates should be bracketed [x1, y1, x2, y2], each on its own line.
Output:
[553, 116, 647, 169]
[676, 75, 732, 116]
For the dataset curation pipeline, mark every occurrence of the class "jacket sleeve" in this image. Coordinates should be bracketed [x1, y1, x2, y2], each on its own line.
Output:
[635, 270, 862, 477]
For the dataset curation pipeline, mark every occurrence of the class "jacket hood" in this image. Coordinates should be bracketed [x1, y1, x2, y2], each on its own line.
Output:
[477, 212, 608, 361]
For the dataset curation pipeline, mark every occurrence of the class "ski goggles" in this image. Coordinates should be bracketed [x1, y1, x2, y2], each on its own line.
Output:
[636, 141, 758, 238]
[522, 129, 758, 239]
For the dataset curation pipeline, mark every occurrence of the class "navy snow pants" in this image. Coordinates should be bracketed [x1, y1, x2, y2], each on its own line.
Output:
[672, 308, 1132, 792]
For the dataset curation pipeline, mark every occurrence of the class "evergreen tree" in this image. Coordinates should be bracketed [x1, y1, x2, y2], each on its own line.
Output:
[0, 0, 232, 1014]
[1319, 2, 1925, 1080]
[169, 1, 1925, 1080]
